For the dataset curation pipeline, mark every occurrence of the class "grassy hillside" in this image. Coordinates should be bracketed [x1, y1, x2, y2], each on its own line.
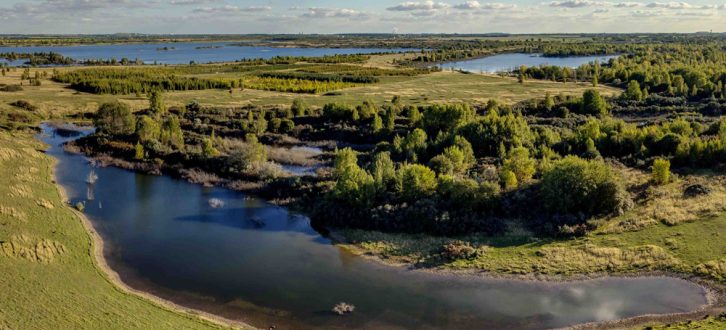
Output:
[0, 131, 224, 329]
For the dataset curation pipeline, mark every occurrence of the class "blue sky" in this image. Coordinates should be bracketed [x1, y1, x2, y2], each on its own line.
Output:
[0, 1, 724, 34]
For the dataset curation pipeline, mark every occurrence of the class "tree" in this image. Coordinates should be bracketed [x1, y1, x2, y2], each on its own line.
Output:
[541, 156, 629, 218]
[651, 158, 671, 185]
[544, 92, 555, 111]
[371, 151, 396, 190]
[371, 114, 383, 133]
[499, 169, 518, 190]
[160, 115, 184, 149]
[148, 89, 166, 115]
[581, 89, 607, 115]
[135, 115, 160, 142]
[502, 147, 536, 184]
[407, 106, 422, 128]
[134, 142, 144, 160]
[94, 101, 135, 135]
[399, 128, 427, 162]
[623, 80, 643, 101]
[398, 164, 437, 200]
[291, 99, 307, 117]
[333, 148, 374, 205]
[201, 137, 218, 158]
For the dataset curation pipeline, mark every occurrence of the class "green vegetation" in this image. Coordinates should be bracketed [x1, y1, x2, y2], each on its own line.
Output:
[0, 131, 223, 329]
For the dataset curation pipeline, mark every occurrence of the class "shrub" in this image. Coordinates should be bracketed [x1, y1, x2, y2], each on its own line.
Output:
[135, 115, 160, 142]
[291, 99, 308, 117]
[9, 100, 37, 111]
[541, 156, 630, 220]
[0, 85, 23, 92]
[651, 158, 671, 185]
[398, 163, 437, 200]
[502, 147, 536, 184]
[94, 101, 135, 135]
[581, 89, 607, 115]
[440, 240, 480, 261]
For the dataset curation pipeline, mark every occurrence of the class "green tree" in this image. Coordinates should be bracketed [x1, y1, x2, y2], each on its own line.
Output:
[541, 156, 629, 218]
[148, 89, 166, 115]
[499, 169, 518, 190]
[134, 142, 144, 160]
[398, 164, 437, 200]
[201, 137, 218, 158]
[94, 101, 135, 135]
[502, 147, 536, 184]
[291, 99, 307, 117]
[160, 115, 184, 149]
[651, 158, 671, 185]
[370, 151, 396, 190]
[135, 115, 160, 142]
[581, 89, 607, 115]
[623, 80, 643, 101]
[544, 92, 555, 111]
[333, 148, 374, 205]
[371, 114, 383, 133]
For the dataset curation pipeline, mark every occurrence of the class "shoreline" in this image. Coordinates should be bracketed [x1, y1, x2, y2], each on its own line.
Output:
[47, 129, 723, 330]
[328, 230, 726, 329]
[47, 141, 253, 330]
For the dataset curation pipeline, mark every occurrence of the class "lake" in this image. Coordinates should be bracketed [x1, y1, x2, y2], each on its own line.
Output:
[41, 124, 707, 329]
[437, 53, 619, 73]
[0, 42, 411, 66]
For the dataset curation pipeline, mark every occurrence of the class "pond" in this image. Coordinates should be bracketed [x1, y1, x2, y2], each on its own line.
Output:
[41, 124, 707, 329]
[0, 42, 411, 66]
[437, 53, 619, 73]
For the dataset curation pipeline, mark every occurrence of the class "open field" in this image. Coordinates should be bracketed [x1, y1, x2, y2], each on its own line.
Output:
[0, 65, 619, 119]
[0, 130, 226, 329]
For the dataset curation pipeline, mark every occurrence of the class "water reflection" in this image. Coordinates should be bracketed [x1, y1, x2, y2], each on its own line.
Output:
[40, 123, 707, 329]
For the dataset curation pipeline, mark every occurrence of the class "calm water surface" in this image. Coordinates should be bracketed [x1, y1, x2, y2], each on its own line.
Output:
[0, 42, 409, 66]
[41, 124, 707, 329]
[438, 53, 619, 73]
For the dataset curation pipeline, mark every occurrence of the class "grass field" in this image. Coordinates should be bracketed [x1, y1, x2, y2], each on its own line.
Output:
[0, 66, 619, 117]
[0, 131, 226, 329]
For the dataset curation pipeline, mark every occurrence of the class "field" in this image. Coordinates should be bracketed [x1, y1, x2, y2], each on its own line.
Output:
[0, 65, 618, 120]
[0, 131, 227, 329]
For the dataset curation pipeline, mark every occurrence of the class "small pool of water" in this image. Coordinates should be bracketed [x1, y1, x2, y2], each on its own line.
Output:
[40, 123, 707, 329]
[437, 53, 619, 73]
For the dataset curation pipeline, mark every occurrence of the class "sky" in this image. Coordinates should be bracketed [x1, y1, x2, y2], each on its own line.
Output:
[0, 1, 724, 34]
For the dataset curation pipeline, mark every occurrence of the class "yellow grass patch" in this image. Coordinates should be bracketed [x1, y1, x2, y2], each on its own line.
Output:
[696, 258, 726, 281]
[0, 206, 27, 221]
[532, 244, 680, 273]
[0, 234, 66, 263]
[36, 199, 54, 209]
[8, 184, 32, 198]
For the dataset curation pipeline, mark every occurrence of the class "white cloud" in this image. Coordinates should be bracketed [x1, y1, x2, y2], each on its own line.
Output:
[454, 2, 516, 10]
[300, 7, 369, 19]
[169, 0, 221, 5]
[549, 0, 597, 8]
[193, 5, 271, 14]
[387, 1, 450, 11]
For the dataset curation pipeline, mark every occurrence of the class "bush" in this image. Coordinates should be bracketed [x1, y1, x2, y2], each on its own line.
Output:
[9, 100, 37, 111]
[541, 156, 630, 221]
[0, 85, 23, 92]
[440, 240, 480, 261]
[94, 101, 135, 135]
[398, 163, 437, 201]
[651, 158, 671, 185]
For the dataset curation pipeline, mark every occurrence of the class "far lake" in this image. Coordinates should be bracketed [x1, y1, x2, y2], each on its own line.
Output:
[40, 124, 708, 330]
[0, 42, 411, 66]
[437, 53, 619, 73]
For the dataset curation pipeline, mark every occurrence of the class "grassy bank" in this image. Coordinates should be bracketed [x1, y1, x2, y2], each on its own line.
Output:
[337, 169, 726, 280]
[0, 130, 227, 329]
